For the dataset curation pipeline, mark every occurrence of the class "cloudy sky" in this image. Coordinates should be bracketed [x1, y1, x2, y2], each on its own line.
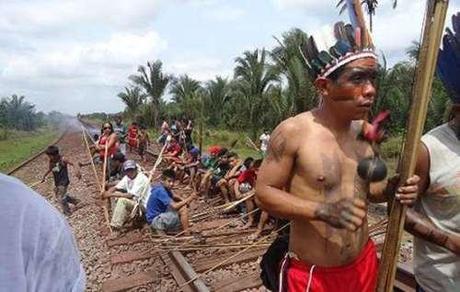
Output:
[1, 0, 459, 115]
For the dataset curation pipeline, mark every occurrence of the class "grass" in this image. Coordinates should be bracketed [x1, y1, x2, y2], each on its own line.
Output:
[147, 128, 261, 159]
[0, 128, 58, 173]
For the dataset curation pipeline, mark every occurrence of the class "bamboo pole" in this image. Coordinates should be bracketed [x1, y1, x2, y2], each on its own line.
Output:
[81, 126, 111, 230]
[101, 140, 112, 231]
[179, 223, 290, 288]
[377, 1, 449, 291]
[81, 126, 101, 187]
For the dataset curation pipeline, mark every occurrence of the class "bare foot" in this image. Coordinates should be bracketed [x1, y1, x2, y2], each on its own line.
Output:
[238, 221, 253, 230]
[248, 231, 262, 242]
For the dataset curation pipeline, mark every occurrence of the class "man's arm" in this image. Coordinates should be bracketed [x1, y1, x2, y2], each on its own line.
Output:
[41, 163, 53, 182]
[403, 142, 460, 255]
[170, 192, 197, 210]
[255, 120, 366, 231]
[63, 158, 81, 180]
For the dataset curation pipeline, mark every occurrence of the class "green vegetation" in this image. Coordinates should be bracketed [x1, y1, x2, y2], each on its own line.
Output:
[0, 128, 58, 173]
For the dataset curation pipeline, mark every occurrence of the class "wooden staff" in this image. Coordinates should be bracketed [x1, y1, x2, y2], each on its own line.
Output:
[377, 1, 449, 291]
[101, 139, 112, 231]
[82, 126, 111, 230]
[179, 223, 290, 288]
[81, 126, 101, 186]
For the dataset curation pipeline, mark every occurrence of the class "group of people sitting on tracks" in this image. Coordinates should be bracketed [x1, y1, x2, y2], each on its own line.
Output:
[74, 115, 271, 240]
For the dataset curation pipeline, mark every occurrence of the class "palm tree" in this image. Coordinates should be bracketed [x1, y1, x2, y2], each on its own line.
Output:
[337, 0, 397, 32]
[203, 77, 231, 127]
[129, 60, 171, 127]
[169, 74, 203, 118]
[233, 49, 280, 137]
[406, 41, 420, 62]
[272, 28, 316, 114]
[2, 94, 38, 131]
[117, 86, 146, 119]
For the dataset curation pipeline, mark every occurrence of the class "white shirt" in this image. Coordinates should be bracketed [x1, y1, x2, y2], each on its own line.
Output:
[415, 123, 460, 292]
[0, 174, 85, 291]
[259, 133, 270, 152]
[115, 172, 151, 208]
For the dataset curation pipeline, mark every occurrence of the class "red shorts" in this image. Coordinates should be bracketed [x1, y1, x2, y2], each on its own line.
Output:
[280, 239, 378, 292]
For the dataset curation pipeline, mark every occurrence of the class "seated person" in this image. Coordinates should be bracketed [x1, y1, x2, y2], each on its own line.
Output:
[146, 169, 197, 235]
[201, 152, 236, 202]
[103, 160, 151, 236]
[106, 152, 126, 188]
[163, 137, 183, 165]
[234, 159, 263, 230]
[174, 145, 201, 189]
[214, 152, 241, 202]
[198, 147, 227, 196]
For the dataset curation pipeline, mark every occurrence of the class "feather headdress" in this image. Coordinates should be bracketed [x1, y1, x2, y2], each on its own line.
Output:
[301, 0, 377, 80]
[437, 12, 460, 104]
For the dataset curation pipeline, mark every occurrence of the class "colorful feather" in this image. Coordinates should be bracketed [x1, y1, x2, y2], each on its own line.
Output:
[437, 12, 460, 104]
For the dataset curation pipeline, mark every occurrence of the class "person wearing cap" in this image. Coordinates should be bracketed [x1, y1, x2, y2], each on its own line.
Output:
[255, 3, 420, 291]
[145, 169, 197, 235]
[103, 160, 151, 235]
[403, 13, 460, 292]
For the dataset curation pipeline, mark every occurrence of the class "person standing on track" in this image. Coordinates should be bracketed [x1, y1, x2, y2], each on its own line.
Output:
[255, 11, 420, 292]
[259, 129, 270, 157]
[0, 173, 85, 291]
[42, 145, 81, 216]
[137, 125, 150, 163]
[113, 115, 128, 155]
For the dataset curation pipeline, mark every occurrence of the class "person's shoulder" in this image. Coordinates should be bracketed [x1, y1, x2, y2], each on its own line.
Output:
[273, 112, 311, 139]
[0, 173, 67, 229]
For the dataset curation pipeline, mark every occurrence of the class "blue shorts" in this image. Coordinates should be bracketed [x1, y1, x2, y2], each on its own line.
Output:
[150, 209, 181, 232]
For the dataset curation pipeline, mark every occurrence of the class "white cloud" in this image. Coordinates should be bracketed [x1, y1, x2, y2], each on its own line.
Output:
[205, 5, 246, 22]
[2, 31, 167, 85]
[167, 57, 231, 81]
[0, 0, 161, 34]
[271, 0, 334, 13]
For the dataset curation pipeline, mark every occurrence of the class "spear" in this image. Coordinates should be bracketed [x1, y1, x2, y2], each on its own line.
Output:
[377, 1, 449, 291]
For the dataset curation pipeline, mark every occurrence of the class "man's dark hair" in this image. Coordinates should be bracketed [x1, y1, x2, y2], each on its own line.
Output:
[162, 169, 176, 180]
[112, 152, 126, 162]
[253, 159, 263, 168]
[45, 145, 59, 156]
[227, 151, 237, 158]
[327, 65, 347, 83]
[217, 148, 228, 157]
[243, 157, 254, 169]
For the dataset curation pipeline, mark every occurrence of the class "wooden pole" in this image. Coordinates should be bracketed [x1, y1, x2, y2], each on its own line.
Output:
[199, 103, 203, 156]
[81, 126, 111, 231]
[377, 1, 449, 291]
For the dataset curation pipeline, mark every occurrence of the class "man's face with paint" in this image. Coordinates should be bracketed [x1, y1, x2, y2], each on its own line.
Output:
[316, 57, 378, 120]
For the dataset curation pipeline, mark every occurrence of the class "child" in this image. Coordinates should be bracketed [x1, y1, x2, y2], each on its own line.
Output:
[42, 145, 81, 215]
[127, 122, 139, 153]
[137, 125, 150, 162]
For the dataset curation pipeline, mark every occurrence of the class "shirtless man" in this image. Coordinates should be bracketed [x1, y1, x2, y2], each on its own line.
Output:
[256, 29, 419, 291]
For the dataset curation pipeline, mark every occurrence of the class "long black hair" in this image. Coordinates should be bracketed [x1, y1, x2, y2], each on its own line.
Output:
[101, 122, 114, 134]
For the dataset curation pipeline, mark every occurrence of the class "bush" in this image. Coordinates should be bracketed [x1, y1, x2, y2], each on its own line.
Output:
[380, 135, 403, 159]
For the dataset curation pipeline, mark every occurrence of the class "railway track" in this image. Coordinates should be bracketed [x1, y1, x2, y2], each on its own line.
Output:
[8, 118, 417, 291]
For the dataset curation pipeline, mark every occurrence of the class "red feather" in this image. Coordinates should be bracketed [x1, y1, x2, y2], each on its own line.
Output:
[362, 110, 390, 143]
